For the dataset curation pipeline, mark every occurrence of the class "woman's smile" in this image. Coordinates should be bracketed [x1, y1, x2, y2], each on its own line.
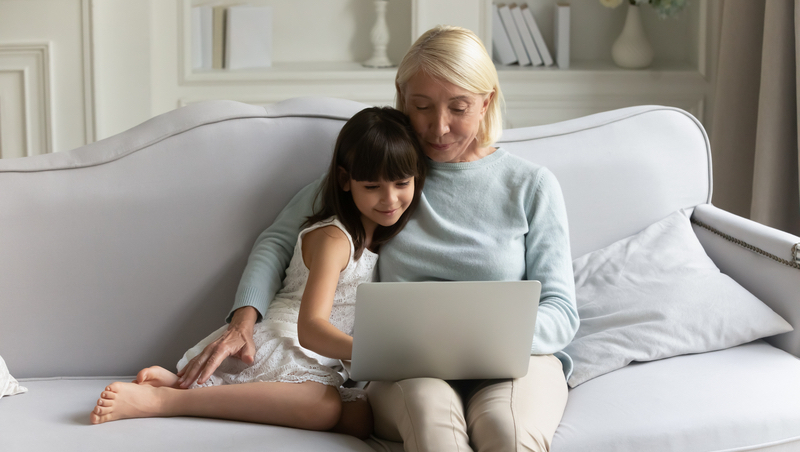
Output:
[428, 142, 453, 151]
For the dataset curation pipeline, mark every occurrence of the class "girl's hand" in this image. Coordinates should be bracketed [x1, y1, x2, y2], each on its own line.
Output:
[176, 306, 258, 388]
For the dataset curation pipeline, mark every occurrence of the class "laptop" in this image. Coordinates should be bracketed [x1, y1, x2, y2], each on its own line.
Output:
[348, 280, 541, 381]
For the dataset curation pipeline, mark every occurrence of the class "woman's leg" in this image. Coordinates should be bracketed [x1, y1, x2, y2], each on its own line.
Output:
[465, 355, 568, 452]
[367, 378, 472, 452]
[90, 379, 342, 431]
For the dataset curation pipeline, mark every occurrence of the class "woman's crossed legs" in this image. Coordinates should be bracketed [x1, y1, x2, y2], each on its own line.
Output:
[367, 355, 567, 452]
[90, 366, 373, 439]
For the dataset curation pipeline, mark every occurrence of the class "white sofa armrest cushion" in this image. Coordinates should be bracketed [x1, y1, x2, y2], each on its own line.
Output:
[692, 203, 800, 357]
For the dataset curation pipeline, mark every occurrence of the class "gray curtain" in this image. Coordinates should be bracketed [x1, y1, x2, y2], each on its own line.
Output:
[710, 0, 800, 236]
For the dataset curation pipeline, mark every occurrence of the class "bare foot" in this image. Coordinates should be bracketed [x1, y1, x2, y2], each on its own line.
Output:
[134, 366, 179, 388]
[90, 382, 171, 424]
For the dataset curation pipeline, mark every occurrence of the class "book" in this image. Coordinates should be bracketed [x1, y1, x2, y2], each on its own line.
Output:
[521, 4, 554, 66]
[212, 6, 227, 69]
[492, 4, 517, 65]
[225, 5, 273, 70]
[191, 5, 213, 70]
[510, 4, 543, 66]
[554, 3, 570, 69]
[497, 4, 531, 66]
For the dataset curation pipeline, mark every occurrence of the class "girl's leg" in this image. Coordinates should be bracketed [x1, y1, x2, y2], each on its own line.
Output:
[133, 366, 180, 387]
[330, 399, 374, 439]
[90, 380, 342, 431]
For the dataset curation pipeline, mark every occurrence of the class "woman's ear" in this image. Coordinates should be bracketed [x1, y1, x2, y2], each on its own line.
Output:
[337, 166, 351, 191]
[481, 90, 494, 114]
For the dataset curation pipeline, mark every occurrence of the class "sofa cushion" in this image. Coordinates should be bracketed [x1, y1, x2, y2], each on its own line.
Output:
[552, 341, 800, 452]
[0, 377, 376, 452]
[564, 210, 792, 386]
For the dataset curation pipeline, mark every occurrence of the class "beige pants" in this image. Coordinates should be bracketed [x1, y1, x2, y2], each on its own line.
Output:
[366, 355, 568, 452]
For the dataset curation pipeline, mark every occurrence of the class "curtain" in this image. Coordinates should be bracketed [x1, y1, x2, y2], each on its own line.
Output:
[710, 0, 800, 236]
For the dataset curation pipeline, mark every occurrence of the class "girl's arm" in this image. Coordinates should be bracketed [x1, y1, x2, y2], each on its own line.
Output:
[297, 226, 355, 360]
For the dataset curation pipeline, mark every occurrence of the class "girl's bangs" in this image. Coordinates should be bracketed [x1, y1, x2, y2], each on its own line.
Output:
[348, 133, 420, 182]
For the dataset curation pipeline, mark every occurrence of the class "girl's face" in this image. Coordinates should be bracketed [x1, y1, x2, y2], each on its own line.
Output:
[402, 71, 492, 163]
[343, 176, 415, 230]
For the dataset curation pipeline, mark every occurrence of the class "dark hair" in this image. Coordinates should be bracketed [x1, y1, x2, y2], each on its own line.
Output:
[305, 107, 427, 258]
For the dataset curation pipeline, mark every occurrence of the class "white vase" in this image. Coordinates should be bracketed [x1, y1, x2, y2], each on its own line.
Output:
[611, 4, 654, 69]
[363, 0, 394, 68]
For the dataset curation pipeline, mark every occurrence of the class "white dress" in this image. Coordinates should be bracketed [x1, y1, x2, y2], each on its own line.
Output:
[178, 217, 377, 402]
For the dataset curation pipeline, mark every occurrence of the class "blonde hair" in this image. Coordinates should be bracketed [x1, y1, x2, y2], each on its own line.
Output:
[395, 25, 504, 147]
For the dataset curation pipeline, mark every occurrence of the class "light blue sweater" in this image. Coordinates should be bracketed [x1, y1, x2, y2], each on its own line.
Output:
[230, 148, 579, 378]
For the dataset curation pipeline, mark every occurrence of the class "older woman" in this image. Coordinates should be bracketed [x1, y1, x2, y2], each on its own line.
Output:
[179, 26, 578, 451]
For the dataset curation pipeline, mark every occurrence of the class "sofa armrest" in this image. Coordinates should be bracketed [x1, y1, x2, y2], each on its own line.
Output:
[691, 204, 800, 358]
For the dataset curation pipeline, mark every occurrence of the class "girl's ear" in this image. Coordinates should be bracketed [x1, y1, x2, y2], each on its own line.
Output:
[337, 166, 351, 191]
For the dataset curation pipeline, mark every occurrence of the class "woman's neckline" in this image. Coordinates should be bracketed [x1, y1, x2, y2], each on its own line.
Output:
[427, 147, 505, 170]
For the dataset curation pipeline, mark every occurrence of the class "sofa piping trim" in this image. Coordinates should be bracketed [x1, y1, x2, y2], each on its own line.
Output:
[0, 114, 351, 174]
[17, 375, 136, 382]
[691, 217, 800, 270]
[711, 434, 800, 452]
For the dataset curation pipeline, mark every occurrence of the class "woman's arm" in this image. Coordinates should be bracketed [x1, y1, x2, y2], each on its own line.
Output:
[525, 168, 580, 355]
[297, 226, 355, 360]
[177, 177, 323, 388]
[228, 177, 324, 322]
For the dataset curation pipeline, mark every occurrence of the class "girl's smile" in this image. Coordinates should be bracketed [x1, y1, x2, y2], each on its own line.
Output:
[344, 177, 416, 232]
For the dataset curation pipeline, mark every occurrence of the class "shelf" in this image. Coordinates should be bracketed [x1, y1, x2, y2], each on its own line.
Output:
[184, 62, 398, 84]
[167, 0, 714, 129]
[183, 61, 703, 87]
[497, 60, 697, 72]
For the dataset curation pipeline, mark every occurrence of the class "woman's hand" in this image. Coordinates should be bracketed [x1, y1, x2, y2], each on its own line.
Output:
[176, 306, 258, 388]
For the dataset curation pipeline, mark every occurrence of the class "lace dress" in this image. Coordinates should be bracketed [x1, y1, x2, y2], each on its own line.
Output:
[177, 217, 377, 402]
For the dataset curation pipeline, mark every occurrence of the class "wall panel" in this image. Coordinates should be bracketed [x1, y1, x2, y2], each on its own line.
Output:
[0, 44, 52, 158]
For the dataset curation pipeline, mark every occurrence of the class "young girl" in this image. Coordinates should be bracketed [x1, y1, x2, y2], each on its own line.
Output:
[89, 107, 427, 438]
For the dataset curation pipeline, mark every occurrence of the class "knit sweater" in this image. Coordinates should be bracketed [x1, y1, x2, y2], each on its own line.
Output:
[229, 148, 579, 378]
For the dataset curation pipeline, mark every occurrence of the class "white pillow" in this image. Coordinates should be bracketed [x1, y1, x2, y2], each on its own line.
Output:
[0, 355, 27, 398]
[564, 210, 793, 387]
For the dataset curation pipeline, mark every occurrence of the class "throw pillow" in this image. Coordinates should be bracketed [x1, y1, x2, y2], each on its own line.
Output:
[0, 355, 27, 398]
[564, 210, 793, 387]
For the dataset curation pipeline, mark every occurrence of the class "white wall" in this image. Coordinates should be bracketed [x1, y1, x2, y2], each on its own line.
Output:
[0, 0, 720, 150]
[92, 0, 152, 140]
[0, 0, 92, 156]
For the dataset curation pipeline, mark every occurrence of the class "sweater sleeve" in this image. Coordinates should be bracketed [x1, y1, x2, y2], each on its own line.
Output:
[226, 177, 323, 323]
[525, 168, 579, 355]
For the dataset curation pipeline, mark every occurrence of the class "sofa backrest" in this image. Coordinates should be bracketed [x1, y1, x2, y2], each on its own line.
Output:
[0, 98, 711, 378]
[496, 106, 711, 257]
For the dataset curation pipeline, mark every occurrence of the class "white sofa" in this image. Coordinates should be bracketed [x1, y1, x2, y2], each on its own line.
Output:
[1, 97, 799, 452]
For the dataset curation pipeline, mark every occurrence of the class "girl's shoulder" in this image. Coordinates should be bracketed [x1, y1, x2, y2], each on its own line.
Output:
[303, 224, 348, 244]
[300, 217, 352, 243]
[299, 217, 353, 271]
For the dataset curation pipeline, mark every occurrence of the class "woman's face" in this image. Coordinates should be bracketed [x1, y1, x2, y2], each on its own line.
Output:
[402, 71, 493, 163]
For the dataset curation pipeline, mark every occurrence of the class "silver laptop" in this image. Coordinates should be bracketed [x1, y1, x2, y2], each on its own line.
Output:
[349, 280, 541, 381]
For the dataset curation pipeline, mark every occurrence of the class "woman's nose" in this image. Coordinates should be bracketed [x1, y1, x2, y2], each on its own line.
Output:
[432, 110, 449, 136]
